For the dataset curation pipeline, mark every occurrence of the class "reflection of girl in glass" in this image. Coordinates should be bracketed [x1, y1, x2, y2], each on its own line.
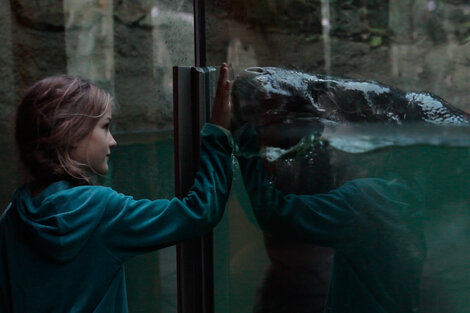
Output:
[236, 124, 426, 313]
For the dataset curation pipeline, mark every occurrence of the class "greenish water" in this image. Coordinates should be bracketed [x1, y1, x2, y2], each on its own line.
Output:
[234, 124, 470, 313]
[4, 128, 470, 313]
[104, 136, 177, 313]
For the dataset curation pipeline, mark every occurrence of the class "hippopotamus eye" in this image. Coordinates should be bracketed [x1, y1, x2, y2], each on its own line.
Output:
[265, 109, 289, 115]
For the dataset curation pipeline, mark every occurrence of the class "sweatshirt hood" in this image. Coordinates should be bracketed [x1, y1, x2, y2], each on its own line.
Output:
[11, 181, 103, 262]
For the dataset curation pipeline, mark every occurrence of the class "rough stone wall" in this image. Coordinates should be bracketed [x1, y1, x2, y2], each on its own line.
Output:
[10, 0, 67, 94]
[64, 0, 115, 91]
[0, 0, 15, 139]
[207, 0, 470, 111]
[0, 0, 194, 141]
[0, 0, 18, 216]
[0, 0, 67, 212]
[0, 0, 67, 139]
[0, 0, 194, 212]
[113, 0, 160, 131]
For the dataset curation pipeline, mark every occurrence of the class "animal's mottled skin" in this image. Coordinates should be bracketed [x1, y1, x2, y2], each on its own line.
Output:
[232, 67, 470, 148]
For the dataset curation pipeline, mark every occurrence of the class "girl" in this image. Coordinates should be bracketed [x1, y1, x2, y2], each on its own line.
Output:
[0, 64, 232, 313]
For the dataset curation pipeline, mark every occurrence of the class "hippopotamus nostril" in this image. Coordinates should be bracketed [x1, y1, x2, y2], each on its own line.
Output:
[244, 67, 266, 75]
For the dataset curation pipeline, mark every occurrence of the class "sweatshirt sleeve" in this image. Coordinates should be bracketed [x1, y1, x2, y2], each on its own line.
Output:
[99, 123, 233, 262]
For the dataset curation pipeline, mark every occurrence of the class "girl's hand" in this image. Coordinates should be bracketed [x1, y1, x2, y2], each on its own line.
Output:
[210, 63, 231, 130]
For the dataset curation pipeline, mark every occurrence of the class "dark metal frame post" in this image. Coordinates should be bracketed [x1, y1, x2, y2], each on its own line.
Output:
[194, 0, 206, 67]
[174, 2, 213, 312]
[174, 66, 216, 313]
[174, 66, 201, 313]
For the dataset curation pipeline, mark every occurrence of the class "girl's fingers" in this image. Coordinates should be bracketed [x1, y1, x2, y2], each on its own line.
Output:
[215, 64, 229, 106]
[217, 63, 228, 94]
[210, 63, 231, 129]
[223, 80, 230, 102]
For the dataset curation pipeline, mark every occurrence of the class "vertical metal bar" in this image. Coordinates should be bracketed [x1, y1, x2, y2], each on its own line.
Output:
[174, 66, 201, 313]
[193, 0, 206, 67]
[174, 66, 216, 313]
[175, 2, 210, 311]
[173, 67, 195, 198]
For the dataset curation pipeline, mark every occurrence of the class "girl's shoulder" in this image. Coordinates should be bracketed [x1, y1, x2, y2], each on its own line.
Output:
[29, 181, 120, 208]
[53, 182, 118, 202]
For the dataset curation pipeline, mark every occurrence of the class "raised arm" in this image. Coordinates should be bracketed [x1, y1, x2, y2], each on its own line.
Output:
[98, 64, 233, 261]
[210, 63, 231, 130]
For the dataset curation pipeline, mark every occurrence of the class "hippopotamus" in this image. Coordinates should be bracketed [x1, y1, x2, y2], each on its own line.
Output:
[231, 66, 470, 193]
[231, 67, 470, 149]
[230, 67, 470, 313]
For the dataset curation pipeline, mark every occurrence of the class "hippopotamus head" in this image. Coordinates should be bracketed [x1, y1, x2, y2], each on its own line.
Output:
[231, 67, 326, 149]
[231, 67, 337, 193]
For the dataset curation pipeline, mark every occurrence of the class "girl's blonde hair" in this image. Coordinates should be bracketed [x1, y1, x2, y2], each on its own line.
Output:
[15, 75, 114, 185]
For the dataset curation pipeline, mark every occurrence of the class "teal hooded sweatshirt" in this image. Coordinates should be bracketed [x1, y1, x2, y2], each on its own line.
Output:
[0, 124, 232, 313]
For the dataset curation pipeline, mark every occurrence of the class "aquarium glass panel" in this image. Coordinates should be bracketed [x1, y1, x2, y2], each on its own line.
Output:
[208, 1, 470, 312]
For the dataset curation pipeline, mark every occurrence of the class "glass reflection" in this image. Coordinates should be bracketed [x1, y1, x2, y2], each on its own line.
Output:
[232, 67, 470, 313]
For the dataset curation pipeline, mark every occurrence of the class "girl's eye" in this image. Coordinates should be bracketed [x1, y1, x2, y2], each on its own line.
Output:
[104, 123, 110, 130]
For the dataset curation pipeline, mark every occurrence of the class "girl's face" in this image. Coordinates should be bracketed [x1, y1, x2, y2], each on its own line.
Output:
[73, 106, 117, 175]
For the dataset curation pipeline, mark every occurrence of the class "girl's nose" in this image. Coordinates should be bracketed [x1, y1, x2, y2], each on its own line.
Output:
[109, 133, 117, 147]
